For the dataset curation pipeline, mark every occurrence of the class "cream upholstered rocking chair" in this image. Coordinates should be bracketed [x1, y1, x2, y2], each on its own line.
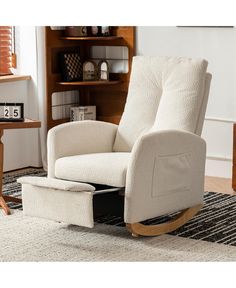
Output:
[21, 56, 212, 237]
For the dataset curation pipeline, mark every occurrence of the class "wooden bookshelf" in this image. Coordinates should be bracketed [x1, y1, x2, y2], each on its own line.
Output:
[45, 26, 135, 130]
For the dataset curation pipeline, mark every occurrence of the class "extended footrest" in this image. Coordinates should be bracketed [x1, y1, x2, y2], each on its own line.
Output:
[18, 177, 97, 228]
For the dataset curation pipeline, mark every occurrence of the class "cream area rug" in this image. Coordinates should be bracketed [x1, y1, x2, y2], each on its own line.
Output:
[0, 210, 236, 261]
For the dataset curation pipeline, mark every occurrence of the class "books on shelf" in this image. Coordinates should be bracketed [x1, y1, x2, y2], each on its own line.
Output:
[70, 106, 96, 121]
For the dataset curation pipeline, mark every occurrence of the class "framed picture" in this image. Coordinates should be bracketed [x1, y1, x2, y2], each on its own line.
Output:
[60, 52, 83, 82]
[83, 61, 97, 81]
[0, 103, 24, 122]
[98, 60, 109, 80]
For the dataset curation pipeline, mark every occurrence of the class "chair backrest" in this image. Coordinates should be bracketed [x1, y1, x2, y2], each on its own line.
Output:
[113, 56, 211, 152]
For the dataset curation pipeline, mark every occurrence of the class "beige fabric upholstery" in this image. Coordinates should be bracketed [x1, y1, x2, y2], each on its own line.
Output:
[113, 56, 208, 152]
[125, 130, 206, 223]
[22, 183, 94, 228]
[55, 152, 130, 187]
[47, 120, 118, 178]
[18, 176, 95, 192]
[195, 73, 212, 135]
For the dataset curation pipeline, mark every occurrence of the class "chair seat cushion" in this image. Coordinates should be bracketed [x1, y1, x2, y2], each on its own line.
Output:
[55, 152, 131, 187]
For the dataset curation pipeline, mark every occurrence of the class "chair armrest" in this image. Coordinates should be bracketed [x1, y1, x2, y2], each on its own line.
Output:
[125, 130, 206, 223]
[47, 120, 118, 177]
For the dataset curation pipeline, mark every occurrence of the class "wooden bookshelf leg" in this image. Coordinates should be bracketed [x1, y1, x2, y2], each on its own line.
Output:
[0, 129, 11, 215]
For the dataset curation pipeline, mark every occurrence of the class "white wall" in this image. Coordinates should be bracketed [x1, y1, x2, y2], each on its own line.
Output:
[137, 26, 236, 178]
[0, 26, 41, 172]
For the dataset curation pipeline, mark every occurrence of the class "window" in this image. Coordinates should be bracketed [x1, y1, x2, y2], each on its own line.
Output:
[0, 26, 14, 76]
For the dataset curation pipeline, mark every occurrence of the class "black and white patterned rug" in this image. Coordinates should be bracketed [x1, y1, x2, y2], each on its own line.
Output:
[3, 168, 47, 209]
[3, 168, 236, 246]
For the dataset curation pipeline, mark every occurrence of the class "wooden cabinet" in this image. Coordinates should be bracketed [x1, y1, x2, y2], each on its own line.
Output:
[233, 124, 236, 190]
[45, 26, 135, 130]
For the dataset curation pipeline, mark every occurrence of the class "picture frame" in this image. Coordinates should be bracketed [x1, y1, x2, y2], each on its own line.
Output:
[60, 51, 83, 82]
[83, 60, 97, 81]
[0, 103, 24, 122]
[98, 60, 109, 81]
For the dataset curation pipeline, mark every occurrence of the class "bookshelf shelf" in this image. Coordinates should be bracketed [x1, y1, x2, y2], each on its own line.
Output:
[57, 80, 122, 86]
[61, 36, 123, 41]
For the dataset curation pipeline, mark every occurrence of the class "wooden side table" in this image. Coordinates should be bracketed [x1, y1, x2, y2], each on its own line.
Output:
[233, 124, 236, 191]
[0, 119, 41, 215]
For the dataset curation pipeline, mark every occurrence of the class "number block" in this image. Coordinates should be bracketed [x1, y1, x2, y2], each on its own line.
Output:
[13, 106, 21, 119]
[4, 106, 10, 118]
[0, 103, 24, 122]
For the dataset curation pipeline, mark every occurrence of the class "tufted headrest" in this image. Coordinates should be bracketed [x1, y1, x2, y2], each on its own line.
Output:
[113, 56, 209, 152]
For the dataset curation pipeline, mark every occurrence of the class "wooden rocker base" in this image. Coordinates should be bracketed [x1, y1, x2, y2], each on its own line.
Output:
[126, 204, 202, 237]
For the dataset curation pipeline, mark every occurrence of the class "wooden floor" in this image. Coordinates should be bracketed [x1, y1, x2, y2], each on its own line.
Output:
[205, 176, 236, 195]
